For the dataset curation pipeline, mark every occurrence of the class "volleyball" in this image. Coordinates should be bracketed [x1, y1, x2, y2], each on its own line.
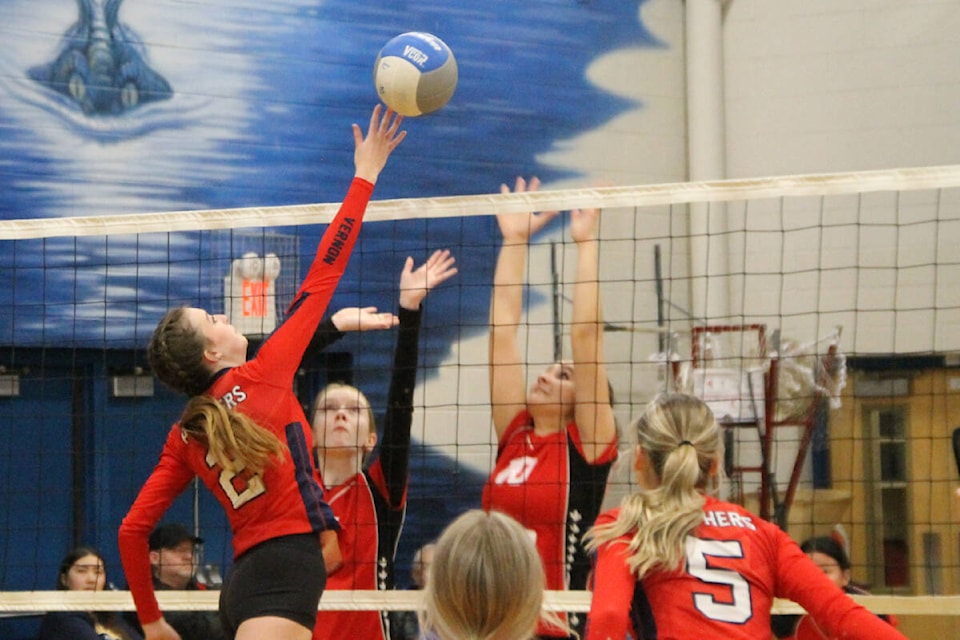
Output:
[373, 32, 458, 117]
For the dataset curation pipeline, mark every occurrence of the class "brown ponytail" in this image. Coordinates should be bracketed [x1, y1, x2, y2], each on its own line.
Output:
[180, 395, 287, 475]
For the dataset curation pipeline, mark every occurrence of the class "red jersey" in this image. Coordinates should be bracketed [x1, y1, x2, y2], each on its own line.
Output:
[313, 307, 420, 640]
[313, 470, 399, 640]
[785, 583, 899, 640]
[482, 410, 617, 637]
[586, 497, 908, 640]
[119, 178, 374, 626]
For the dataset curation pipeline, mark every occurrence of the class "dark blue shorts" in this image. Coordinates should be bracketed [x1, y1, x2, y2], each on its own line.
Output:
[219, 534, 326, 638]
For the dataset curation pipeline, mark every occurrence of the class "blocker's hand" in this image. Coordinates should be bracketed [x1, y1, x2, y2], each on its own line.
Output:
[331, 307, 399, 333]
[496, 176, 560, 244]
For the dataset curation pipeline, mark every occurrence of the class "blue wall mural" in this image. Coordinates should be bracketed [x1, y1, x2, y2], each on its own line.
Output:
[28, 0, 173, 115]
[0, 1, 659, 634]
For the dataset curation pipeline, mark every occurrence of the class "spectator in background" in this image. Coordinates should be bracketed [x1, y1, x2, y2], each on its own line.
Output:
[410, 543, 436, 592]
[133, 523, 225, 640]
[778, 536, 900, 640]
[149, 524, 203, 591]
[40, 546, 144, 640]
[389, 542, 436, 640]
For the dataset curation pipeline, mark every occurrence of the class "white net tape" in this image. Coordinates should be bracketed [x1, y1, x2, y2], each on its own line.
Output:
[2, 164, 959, 239]
[2, 590, 959, 616]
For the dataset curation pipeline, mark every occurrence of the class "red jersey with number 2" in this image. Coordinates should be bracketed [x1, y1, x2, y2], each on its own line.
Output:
[119, 178, 372, 626]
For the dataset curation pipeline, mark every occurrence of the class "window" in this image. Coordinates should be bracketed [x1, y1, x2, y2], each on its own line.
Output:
[863, 405, 909, 590]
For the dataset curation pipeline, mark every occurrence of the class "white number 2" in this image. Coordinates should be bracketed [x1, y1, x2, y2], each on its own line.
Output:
[205, 450, 266, 509]
[686, 537, 752, 624]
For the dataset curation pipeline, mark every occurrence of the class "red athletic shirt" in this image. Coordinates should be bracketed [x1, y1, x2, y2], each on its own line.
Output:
[119, 178, 374, 626]
[586, 497, 908, 640]
[482, 410, 617, 637]
[313, 306, 420, 640]
[313, 470, 395, 640]
[785, 583, 899, 640]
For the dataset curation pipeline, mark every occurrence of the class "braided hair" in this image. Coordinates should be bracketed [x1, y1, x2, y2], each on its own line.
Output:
[148, 306, 211, 397]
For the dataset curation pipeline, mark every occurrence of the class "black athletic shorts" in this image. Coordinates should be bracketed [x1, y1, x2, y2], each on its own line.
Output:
[219, 533, 326, 638]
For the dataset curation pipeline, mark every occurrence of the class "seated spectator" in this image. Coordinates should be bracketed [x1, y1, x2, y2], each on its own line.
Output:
[390, 542, 436, 640]
[783, 536, 899, 639]
[39, 546, 143, 640]
[137, 522, 225, 640]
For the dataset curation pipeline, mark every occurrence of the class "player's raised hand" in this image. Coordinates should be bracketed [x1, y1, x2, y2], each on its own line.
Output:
[331, 307, 399, 332]
[496, 176, 560, 244]
[400, 249, 458, 310]
[570, 206, 601, 244]
[353, 104, 407, 184]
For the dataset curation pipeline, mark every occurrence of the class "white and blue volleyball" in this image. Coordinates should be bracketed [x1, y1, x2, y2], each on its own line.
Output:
[374, 32, 457, 117]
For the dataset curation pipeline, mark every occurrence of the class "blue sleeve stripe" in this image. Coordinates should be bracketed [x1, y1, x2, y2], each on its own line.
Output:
[286, 423, 338, 532]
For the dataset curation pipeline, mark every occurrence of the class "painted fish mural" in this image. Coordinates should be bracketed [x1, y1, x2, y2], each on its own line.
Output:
[28, 0, 172, 114]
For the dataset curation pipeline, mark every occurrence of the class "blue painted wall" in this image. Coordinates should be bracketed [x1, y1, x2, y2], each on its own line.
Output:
[0, 2, 660, 636]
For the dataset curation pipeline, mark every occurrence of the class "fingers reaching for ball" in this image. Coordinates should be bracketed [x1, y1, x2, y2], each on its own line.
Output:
[352, 104, 407, 184]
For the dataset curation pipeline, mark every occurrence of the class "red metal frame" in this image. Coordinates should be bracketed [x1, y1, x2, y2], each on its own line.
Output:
[690, 324, 836, 526]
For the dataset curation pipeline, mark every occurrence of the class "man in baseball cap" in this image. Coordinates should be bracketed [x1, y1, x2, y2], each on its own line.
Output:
[135, 523, 225, 640]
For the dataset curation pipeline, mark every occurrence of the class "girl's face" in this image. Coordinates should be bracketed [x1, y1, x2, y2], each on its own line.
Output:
[62, 554, 106, 591]
[527, 361, 576, 414]
[313, 386, 376, 456]
[807, 550, 851, 589]
[183, 308, 248, 367]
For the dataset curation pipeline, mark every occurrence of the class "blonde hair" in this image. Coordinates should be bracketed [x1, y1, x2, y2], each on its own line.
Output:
[586, 393, 723, 578]
[180, 395, 286, 476]
[421, 510, 566, 640]
[311, 383, 376, 461]
[312, 383, 376, 432]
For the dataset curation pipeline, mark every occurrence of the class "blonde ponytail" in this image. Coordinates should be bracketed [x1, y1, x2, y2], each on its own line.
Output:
[586, 394, 722, 578]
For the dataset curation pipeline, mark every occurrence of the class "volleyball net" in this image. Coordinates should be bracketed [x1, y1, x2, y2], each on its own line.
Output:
[2, 165, 960, 635]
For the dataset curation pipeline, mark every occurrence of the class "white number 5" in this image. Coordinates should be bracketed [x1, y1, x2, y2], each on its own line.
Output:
[686, 537, 753, 623]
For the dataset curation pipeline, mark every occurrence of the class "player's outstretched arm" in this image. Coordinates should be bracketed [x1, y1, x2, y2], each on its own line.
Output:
[381, 250, 458, 505]
[332, 307, 399, 332]
[489, 177, 560, 439]
[570, 205, 616, 462]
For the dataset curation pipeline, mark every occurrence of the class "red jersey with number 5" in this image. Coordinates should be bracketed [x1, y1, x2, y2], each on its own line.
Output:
[586, 496, 907, 640]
